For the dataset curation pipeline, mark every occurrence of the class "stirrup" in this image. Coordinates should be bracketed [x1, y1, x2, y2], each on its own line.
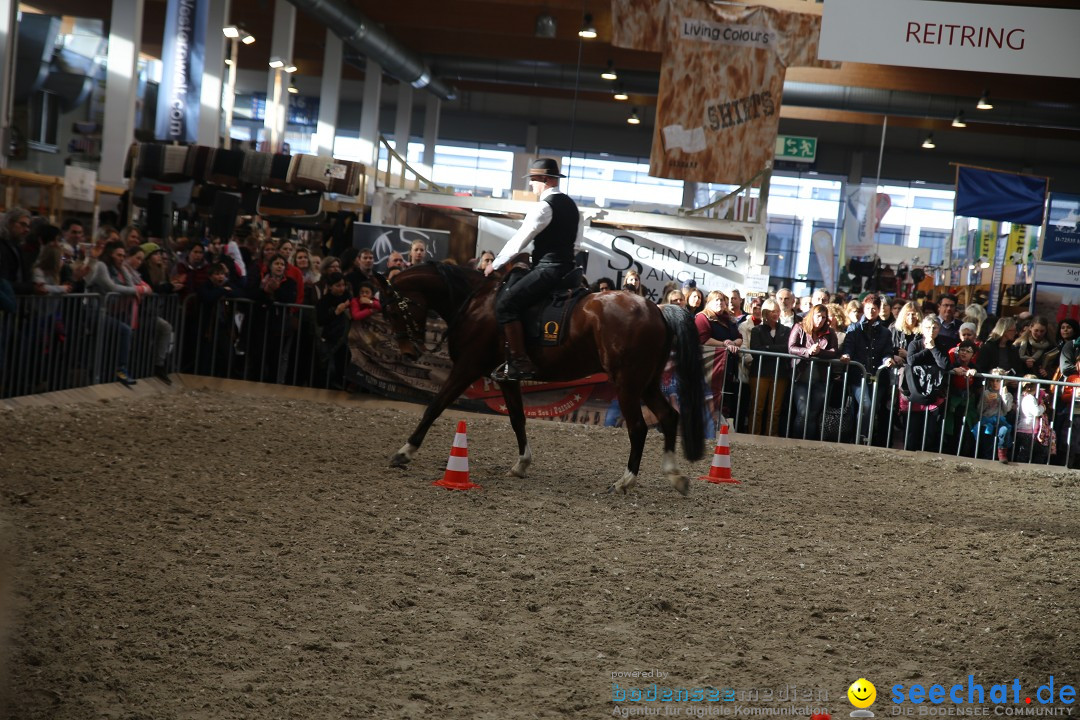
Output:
[491, 360, 535, 382]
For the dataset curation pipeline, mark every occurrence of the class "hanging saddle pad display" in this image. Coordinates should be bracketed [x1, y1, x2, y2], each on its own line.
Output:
[256, 191, 323, 220]
[239, 150, 273, 187]
[265, 154, 295, 190]
[288, 155, 334, 191]
[207, 148, 245, 187]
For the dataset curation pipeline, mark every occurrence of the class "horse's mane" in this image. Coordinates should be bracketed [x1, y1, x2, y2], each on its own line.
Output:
[399, 261, 491, 322]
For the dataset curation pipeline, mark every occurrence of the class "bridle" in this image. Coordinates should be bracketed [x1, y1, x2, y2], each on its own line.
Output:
[382, 282, 429, 351]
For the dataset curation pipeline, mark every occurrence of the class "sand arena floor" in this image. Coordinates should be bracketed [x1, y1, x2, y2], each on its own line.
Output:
[1, 385, 1078, 719]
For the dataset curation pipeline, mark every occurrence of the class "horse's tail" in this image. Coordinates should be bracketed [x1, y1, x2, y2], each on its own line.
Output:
[660, 304, 706, 462]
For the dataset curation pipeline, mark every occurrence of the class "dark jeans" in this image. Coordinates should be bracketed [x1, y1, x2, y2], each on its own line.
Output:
[495, 261, 573, 325]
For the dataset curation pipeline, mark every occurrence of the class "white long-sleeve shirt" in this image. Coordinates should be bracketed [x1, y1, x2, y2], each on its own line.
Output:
[1016, 392, 1045, 434]
[492, 187, 562, 268]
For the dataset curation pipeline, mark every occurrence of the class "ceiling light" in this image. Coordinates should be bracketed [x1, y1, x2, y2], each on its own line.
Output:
[578, 13, 597, 39]
[613, 85, 628, 101]
[921, 133, 936, 149]
[268, 57, 284, 69]
[976, 91, 993, 110]
[287, 82, 298, 94]
[534, 13, 556, 38]
[951, 112, 967, 128]
[224, 57, 233, 66]
[627, 108, 640, 125]
[222, 25, 240, 38]
[601, 60, 617, 81]
[241, 33, 255, 45]
[284, 64, 297, 73]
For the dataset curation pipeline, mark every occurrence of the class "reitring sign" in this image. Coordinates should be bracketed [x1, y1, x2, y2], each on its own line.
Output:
[820, 0, 1080, 79]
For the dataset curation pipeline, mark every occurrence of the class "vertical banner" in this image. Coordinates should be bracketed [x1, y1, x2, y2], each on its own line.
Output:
[843, 185, 877, 258]
[987, 227, 1009, 316]
[1042, 193, 1080, 263]
[976, 219, 999, 261]
[810, 228, 835, 292]
[1006, 224, 1031, 261]
[155, 0, 208, 142]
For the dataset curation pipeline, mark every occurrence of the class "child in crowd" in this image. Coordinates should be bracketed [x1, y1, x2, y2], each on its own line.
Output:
[1014, 375, 1049, 463]
[350, 282, 382, 323]
[973, 368, 1014, 462]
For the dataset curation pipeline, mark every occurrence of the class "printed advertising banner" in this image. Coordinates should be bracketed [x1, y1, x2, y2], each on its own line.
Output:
[1042, 193, 1080, 264]
[581, 226, 748, 303]
[820, 0, 1080, 79]
[613, 0, 835, 184]
[352, 223, 450, 272]
[155, 0, 208, 142]
[347, 312, 729, 429]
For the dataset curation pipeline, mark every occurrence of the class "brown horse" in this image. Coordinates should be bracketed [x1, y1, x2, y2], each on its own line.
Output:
[374, 261, 706, 493]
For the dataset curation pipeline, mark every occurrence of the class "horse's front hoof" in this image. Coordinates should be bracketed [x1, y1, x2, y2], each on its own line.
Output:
[389, 453, 411, 468]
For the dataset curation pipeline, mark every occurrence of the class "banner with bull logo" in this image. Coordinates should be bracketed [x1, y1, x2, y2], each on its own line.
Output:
[155, 0, 209, 142]
[612, 0, 836, 185]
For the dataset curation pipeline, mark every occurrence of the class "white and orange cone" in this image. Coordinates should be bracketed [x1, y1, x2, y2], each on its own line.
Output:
[433, 420, 481, 491]
[698, 424, 740, 485]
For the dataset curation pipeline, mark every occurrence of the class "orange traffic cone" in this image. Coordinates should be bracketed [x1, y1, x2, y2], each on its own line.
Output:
[433, 421, 481, 490]
[698, 424, 740, 485]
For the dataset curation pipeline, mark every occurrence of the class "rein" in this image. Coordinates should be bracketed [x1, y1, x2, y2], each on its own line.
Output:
[385, 263, 488, 355]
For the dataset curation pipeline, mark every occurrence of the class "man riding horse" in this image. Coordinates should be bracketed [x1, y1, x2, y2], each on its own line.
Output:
[485, 157, 579, 381]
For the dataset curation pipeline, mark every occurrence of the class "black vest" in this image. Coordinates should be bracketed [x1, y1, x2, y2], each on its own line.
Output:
[531, 192, 578, 266]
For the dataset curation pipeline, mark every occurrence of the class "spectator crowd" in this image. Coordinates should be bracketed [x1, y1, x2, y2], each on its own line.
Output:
[2, 204, 1078, 467]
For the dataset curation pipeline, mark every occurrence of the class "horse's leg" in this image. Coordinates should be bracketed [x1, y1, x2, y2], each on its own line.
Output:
[642, 381, 689, 496]
[498, 380, 532, 477]
[610, 383, 650, 494]
[390, 366, 481, 467]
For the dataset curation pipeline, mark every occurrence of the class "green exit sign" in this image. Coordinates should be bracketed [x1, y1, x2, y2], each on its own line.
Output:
[775, 135, 817, 162]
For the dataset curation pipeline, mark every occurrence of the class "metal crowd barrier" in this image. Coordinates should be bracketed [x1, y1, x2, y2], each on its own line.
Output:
[732, 346, 1080, 468]
[178, 295, 333, 390]
[0, 292, 181, 399]
[729, 348, 870, 445]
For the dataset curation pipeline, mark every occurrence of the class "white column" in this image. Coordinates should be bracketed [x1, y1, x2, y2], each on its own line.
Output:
[100, 0, 144, 186]
[358, 58, 382, 169]
[393, 82, 412, 159]
[197, 0, 229, 146]
[421, 93, 440, 172]
[682, 181, 698, 210]
[315, 29, 341, 157]
[0, 0, 18, 170]
[263, 0, 294, 152]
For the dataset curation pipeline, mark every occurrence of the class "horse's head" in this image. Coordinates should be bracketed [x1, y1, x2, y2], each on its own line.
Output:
[374, 271, 428, 360]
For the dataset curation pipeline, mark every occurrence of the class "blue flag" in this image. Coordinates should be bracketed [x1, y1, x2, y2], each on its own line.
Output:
[155, 0, 208, 143]
[954, 166, 1046, 226]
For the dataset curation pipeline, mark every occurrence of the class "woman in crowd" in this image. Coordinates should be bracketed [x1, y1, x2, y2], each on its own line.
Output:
[621, 269, 644, 296]
[684, 287, 705, 316]
[85, 240, 146, 385]
[314, 256, 341, 302]
[664, 288, 685, 307]
[827, 303, 848, 345]
[900, 314, 953, 451]
[294, 246, 320, 302]
[315, 271, 352, 390]
[741, 294, 763, 327]
[31, 244, 72, 295]
[964, 303, 989, 342]
[589, 277, 615, 293]
[977, 317, 1021, 377]
[879, 296, 894, 326]
[120, 225, 143, 250]
[1014, 315, 1055, 379]
[890, 302, 922, 364]
[125, 245, 175, 383]
[250, 253, 298, 383]
[749, 298, 791, 436]
[176, 241, 210, 298]
[787, 303, 839, 438]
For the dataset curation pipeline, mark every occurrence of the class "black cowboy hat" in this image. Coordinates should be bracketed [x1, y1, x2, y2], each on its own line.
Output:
[523, 157, 566, 178]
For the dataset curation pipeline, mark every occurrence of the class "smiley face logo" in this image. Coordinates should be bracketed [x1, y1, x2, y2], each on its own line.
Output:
[848, 678, 876, 709]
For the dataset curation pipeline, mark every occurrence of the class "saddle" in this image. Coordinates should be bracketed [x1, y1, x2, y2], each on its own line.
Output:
[499, 258, 588, 347]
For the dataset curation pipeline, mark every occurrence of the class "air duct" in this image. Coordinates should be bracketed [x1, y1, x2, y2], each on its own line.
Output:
[424, 55, 1080, 134]
[286, 0, 457, 101]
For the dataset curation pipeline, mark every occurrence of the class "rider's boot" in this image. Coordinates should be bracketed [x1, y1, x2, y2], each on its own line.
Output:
[499, 320, 539, 381]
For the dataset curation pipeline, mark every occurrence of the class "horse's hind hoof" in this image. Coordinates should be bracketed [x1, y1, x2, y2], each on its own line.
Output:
[669, 474, 690, 496]
[389, 453, 410, 468]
